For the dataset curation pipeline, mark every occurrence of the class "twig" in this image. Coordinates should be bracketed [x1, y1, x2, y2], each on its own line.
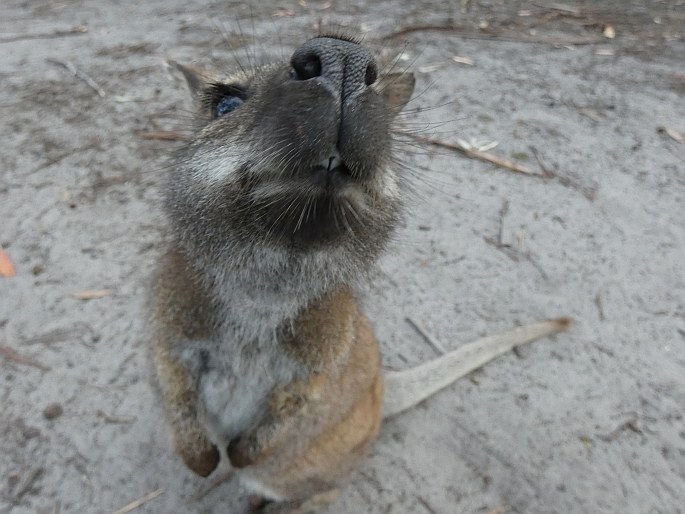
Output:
[96, 410, 136, 424]
[458, 141, 538, 175]
[423, 136, 597, 201]
[0, 344, 50, 371]
[533, 2, 582, 15]
[597, 414, 642, 441]
[384, 24, 602, 46]
[483, 236, 519, 262]
[71, 289, 112, 300]
[594, 343, 614, 357]
[0, 26, 87, 44]
[11, 468, 44, 503]
[594, 293, 606, 321]
[483, 236, 549, 280]
[498, 199, 510, 246]
[578, 108, 602, 122]
[358, 470, 383, 494]
[407, 133, 542, 176]
[27, 142, 101, 177]
[554, 173, 597, 201]
[406, 317, 446, 355]
[46, 58, 106, 97]
[529, 146, 597, 201]
[529, 146, 554, 177]
[137, 130, 187, 141]
[110, 489, 164, 514]
[417, 496, 440, 514]
[25, 323, 95, 346]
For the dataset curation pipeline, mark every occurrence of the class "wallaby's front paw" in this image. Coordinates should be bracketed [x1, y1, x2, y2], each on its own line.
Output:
[227, 435, 258, 468]
[180, 443, 220, 477]
[228, 432, 276, 468]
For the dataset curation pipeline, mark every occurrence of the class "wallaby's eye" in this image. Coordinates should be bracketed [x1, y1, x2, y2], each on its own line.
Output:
[206, 83, 248, 119]
[215, 96, 243, 117]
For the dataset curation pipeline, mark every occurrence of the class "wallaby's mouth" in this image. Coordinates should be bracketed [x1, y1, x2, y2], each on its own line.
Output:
[321, 150, 342, 172]
[309, 150, 354, 190]
[310, 163, 352, 182]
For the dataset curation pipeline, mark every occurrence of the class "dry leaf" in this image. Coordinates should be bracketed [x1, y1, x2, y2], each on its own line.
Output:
[272, 8, 295, 17]
[548, 3, 580, 15]
[418, 62, 444, 73]
[0, 249, 16, 277]
[603, 25, 616, 38]
[72, 289, 112, 300]
[452, 55, 475, 66]
[658, 126, 684, 143]
[0, 344, 50, 371]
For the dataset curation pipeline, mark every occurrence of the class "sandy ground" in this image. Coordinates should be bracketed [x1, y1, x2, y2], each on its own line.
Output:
[1, 1, 684, 513]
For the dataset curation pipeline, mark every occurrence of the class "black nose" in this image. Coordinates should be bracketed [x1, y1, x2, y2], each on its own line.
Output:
[290, 37, 378, 99]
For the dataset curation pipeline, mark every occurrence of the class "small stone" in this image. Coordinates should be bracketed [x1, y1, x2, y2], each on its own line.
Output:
[43, 403, 63, 420]
[7, 474, 20, 489]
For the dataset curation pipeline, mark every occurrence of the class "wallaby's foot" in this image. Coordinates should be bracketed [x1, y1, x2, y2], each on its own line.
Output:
[383, 318, 572, 417]
[174, 428, 221, 477]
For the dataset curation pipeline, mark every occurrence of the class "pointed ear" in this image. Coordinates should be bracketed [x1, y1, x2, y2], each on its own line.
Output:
[168, 60, 212, 98]
[378, 72, 415, 117]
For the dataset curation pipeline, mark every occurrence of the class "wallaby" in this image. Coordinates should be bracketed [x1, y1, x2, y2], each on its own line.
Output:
[150, 34, 570, 513]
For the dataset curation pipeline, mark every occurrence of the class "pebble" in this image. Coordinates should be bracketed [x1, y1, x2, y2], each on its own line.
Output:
[43, 403, 63, 420]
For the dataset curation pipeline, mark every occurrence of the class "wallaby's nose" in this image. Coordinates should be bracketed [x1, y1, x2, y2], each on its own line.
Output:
[291, 37, 378, 100]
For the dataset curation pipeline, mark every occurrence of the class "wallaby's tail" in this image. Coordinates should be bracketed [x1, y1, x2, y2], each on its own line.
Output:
[383, 318, 571, 418]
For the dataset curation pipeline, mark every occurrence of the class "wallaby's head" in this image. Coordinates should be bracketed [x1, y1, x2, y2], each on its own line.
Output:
[167, 34, 414, 276]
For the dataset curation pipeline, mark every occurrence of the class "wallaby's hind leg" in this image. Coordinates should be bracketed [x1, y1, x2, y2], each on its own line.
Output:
[383, 318, 571, 418]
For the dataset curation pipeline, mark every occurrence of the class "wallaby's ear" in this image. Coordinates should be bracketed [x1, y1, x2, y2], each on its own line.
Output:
[168, 60, 212, 98]
[378, 72, 415, 118]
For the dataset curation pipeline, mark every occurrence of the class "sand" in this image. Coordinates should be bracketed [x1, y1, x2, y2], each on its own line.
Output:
[1, 1, 684, 513]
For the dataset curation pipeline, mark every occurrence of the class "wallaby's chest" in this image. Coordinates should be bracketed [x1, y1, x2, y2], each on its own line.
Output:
[190, 337, 299, 447]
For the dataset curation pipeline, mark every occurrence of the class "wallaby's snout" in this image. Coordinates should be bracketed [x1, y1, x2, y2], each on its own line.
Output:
[290, 36, 378, 101]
